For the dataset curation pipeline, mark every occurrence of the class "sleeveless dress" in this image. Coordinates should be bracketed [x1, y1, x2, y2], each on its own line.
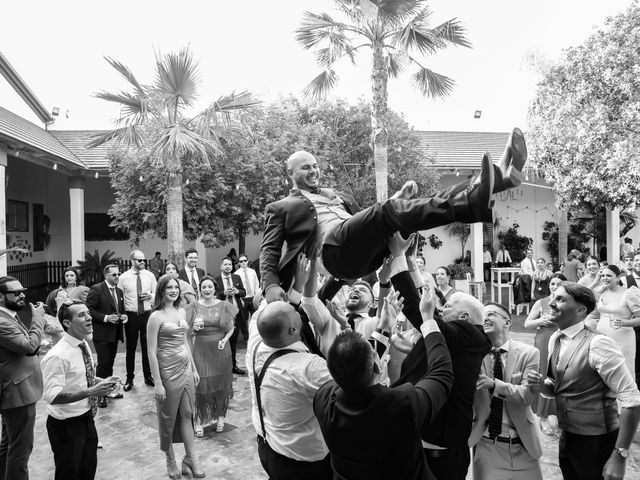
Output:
[185, 301, 238, 422]
[532, 273, 551, 301]
[592, 287, 640, 378]
[156, 320, 195, 451]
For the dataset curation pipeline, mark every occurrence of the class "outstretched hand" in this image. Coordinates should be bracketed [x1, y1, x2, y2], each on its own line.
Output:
[379, 291, 404, 331]
[378, 256, 393, 285]
[292, 252, 311, 293]
[388, 232, 415, 258]
[419, 286, 437, 320]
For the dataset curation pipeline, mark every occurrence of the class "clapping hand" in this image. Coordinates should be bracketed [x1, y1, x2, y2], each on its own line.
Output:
[326, 300, 349, 330]
[419, 286, 437, 320]
[292, 252, 311, 293]
[379, 291, 404, 331]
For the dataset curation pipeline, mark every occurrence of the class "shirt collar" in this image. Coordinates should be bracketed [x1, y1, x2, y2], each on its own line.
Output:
[498, 339, 511, 353]
[62, 332, 84, 348]
[0, 306, 19, 320]
[560, 320, 585, 339]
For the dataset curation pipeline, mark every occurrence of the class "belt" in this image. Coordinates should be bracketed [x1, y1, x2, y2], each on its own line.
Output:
[423, 448, 451, 458]
[483, 435, 522, 445]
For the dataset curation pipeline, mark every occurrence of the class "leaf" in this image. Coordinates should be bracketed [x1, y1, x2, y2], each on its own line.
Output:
[411, 67, 454, 98]
[303, 70, 339, 99]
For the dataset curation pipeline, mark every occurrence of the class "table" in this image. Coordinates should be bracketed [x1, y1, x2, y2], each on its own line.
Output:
[490, 267, 521, 309]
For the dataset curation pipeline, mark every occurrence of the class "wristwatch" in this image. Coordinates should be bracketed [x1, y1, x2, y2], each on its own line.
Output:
[614, 447, 629, 459]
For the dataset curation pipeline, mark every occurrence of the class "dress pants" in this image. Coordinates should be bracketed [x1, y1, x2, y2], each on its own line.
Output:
[46, 412, 98, 480]
[93, 340, 118, 379]
[425, 446, 470, 480]
[229, 310, 244, 368]
[0, 403, 36, 480]
[473, 437, 542, 480]
[322, 179, 484, 280]
[634, 326, 640, 387]
[558, 429, 618, 480]
[257, 435, 332, 480]
[124, 311, 151, 381]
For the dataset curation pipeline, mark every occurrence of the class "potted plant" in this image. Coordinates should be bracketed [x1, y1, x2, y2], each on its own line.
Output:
[447, 263, 474, 294]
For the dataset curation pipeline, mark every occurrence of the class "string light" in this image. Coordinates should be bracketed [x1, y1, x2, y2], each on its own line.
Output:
[139, 175, 143, 182]
[94, 172, 99, 179]
[53, 163, 58, 170]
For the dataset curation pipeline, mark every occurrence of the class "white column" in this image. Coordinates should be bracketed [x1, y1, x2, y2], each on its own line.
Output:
[0, 150, 7, 276]
[69, 177, 85, 265]
[606, 207, 620, 265]
[471, 222, 483, 282]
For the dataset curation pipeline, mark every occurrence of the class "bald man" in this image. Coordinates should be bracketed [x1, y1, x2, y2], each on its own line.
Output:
[246, 301, 333, 480]
[260, 128, 527, 302]
[118, 250, 157, 391]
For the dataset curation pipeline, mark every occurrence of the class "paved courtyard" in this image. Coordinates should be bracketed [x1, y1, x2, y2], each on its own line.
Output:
[27, 325, 640, 479]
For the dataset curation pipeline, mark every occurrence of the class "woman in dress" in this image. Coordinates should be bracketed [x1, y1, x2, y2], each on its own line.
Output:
[524, 273, 566, 434]
[586, 265, 640, 377]
[415, 256, 436, 291]
[531, 258, 552, 304]
[147, 275, 204, 479]
[578, 256, 602, 291]
[434, 266, 459, 309]
[185, 276, 237, 437]
[47, 266, 89, 314]
[164, 262, 197, 305]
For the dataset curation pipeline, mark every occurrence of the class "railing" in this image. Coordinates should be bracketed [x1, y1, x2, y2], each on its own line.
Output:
[8, 259, 133, 289]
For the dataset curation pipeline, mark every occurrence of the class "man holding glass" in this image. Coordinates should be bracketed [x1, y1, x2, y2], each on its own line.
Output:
[119, 250, 157, 391]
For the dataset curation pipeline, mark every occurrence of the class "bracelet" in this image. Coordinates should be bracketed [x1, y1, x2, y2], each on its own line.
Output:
[379, 281, 391, 289]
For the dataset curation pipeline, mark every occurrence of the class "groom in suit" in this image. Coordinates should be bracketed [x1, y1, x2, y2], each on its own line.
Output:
[86, 264, 126, 407]
[0, 276, 46, 480]
[470, 302, 542, 480]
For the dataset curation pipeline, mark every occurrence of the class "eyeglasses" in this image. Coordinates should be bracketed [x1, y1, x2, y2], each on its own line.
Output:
[2, 288, 27, 296]
[239, 259, 248, 263]
[134, 258, 146, 262]
[486, 311, 510, 321]
[109, 273, 121, 276]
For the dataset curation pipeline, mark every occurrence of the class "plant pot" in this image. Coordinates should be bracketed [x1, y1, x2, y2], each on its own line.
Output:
[453, 279, 469, 294]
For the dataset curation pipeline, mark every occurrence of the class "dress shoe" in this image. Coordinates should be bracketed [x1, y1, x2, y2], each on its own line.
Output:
[123, 380, 134, 392]
[98, 396, 107, 408]
[232, 366, 246, 375]
[461, 152, 495, 223]
[493, 127, 527, 193]
[144, 376, 155, 387]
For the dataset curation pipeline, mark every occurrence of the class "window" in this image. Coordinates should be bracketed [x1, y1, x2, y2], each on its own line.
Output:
[6, 200, 29, 232]
[85, 213, 129, 241]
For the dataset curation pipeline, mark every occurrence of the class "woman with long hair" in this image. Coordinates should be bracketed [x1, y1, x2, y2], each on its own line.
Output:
[586, 265, 640, 377]
[147, 275, 204, 478]
[50, 266, 88, 313]
[531, 257, 552, 303]
[434, 266, 458, 309]
[578, 256, 602, 291]
[524, 273, 566, 434]
[164, 262, 197, 305]
[185, 276, 236, 436]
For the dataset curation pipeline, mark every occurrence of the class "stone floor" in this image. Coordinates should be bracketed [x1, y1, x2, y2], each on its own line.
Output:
[26, 320, 640, 479]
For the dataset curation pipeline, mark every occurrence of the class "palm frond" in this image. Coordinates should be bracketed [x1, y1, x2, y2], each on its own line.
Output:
[387, 52, 406, 78]
[190, 91, 260, 137]
[432, 18, 472, 48]
[155, 46, 200, 117]
[151, 124, 220, 170]
[87, 126, 144, 149]
[94, 91, 148, 124]
[412, 67, 455, 98]
[103, 57, 146, 97]
[315, 36, 357, 68]
[296, 12, 363, 50]
[302, 70, 339, 99]
[360, 0, 421, 25]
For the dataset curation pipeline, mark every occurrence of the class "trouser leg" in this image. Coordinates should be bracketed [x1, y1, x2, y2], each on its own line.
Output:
[124, 313, 139, 381]
[0, 404, 35, 480]
[94, 340, 117, 379]
[229, 314, 240, 368]
[559, 429, 617, 480]
[47, 413, 97, 480]
[139, 311, 151, 378]
[634, 326, 640, 387]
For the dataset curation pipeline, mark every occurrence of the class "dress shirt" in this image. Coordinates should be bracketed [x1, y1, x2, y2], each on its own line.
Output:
[482, 340, 518, 438]
[236, 267, 259, 298]
[520, 258, 536, 275]
[300, 189, 351, 249]
[496, 250, 512, 263]
[119, 268, 157, 312]
[222, 274, 240, 308]
[483, 251, 492, 263]
[246, 335, 331, 461]
[548, 321, 640, 408]
[186, 268, 200, 288]
[41, 333, 93, 419]
[0, 306, 19, 321]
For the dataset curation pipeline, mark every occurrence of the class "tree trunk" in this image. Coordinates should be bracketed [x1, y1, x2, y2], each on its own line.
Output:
[371, 41, 389, 203]
[166, 169, 184, 268]
[238, 228, 245, 255]
[558, 209, 568, 266]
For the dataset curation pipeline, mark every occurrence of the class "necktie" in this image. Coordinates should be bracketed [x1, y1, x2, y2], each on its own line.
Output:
[110, 288, 119, 314]
[190, 271, 199, 299]
[225, 276, 235, 307]
[79, 341, 97, 417]
[488, 348, 504, 439]
[548, 333, 564, 380]
[136, 272, 144, 314]
[240, 270, 249, 296]
[347, 313, 360, 331]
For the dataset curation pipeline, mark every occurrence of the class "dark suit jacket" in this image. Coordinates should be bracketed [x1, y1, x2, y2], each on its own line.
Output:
[0, 310, 44, 410]
[391, 271, 491, 449]
[260, 188, 360, 292]
[86, 281, 125, 344]
[214, 273, 246, 316]
[314, 331, 453, 480]
[177, 267, 206, 286]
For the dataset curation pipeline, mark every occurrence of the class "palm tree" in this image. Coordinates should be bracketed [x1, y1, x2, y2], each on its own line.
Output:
[89, 47, 258, 266]
[296, 0, 470, 202]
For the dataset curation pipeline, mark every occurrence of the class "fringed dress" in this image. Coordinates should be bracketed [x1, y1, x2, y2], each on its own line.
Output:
[185, 301, 238, 423]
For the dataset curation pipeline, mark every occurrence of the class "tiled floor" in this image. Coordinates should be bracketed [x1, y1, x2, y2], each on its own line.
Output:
[26, 324, 640, 479]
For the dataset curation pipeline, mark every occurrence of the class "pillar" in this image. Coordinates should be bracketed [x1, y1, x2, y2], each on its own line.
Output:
[69, 176, 85, 265]
[0, 150, 7, 275]
[471, 222, 483, 282]
[606, 207, 620, 265]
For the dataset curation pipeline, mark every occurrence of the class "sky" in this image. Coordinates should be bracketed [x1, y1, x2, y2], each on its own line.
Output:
[0, 0, 634, 133]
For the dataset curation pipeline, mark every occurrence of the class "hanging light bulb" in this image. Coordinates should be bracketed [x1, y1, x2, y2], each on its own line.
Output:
[94, 172, 99, 179]
[53, 163, 58, 170]
[139, 175, 143, 182]
[185, 178, 190, 185]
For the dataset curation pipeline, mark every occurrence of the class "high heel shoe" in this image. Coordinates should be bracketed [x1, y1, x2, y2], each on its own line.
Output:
[182, 455, 206, 478]
[166, 457, 181, 479]
[216, 417, 225, 433]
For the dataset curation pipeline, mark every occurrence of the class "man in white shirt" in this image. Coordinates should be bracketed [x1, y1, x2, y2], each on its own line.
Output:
[247, 300, 333, 480]
[41, 300, 119, 480]
[118, 250, 157, 391]
[236, 254, 260, 316]
[520, 249, 536, 276]
[527, 282, 640, 480]
[495, 245, 512, 267]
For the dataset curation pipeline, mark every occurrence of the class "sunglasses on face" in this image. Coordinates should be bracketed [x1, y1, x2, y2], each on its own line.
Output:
[239, 259, 248, 263]
[134, 259, 146, 262]
[2, 288, 27, 296]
